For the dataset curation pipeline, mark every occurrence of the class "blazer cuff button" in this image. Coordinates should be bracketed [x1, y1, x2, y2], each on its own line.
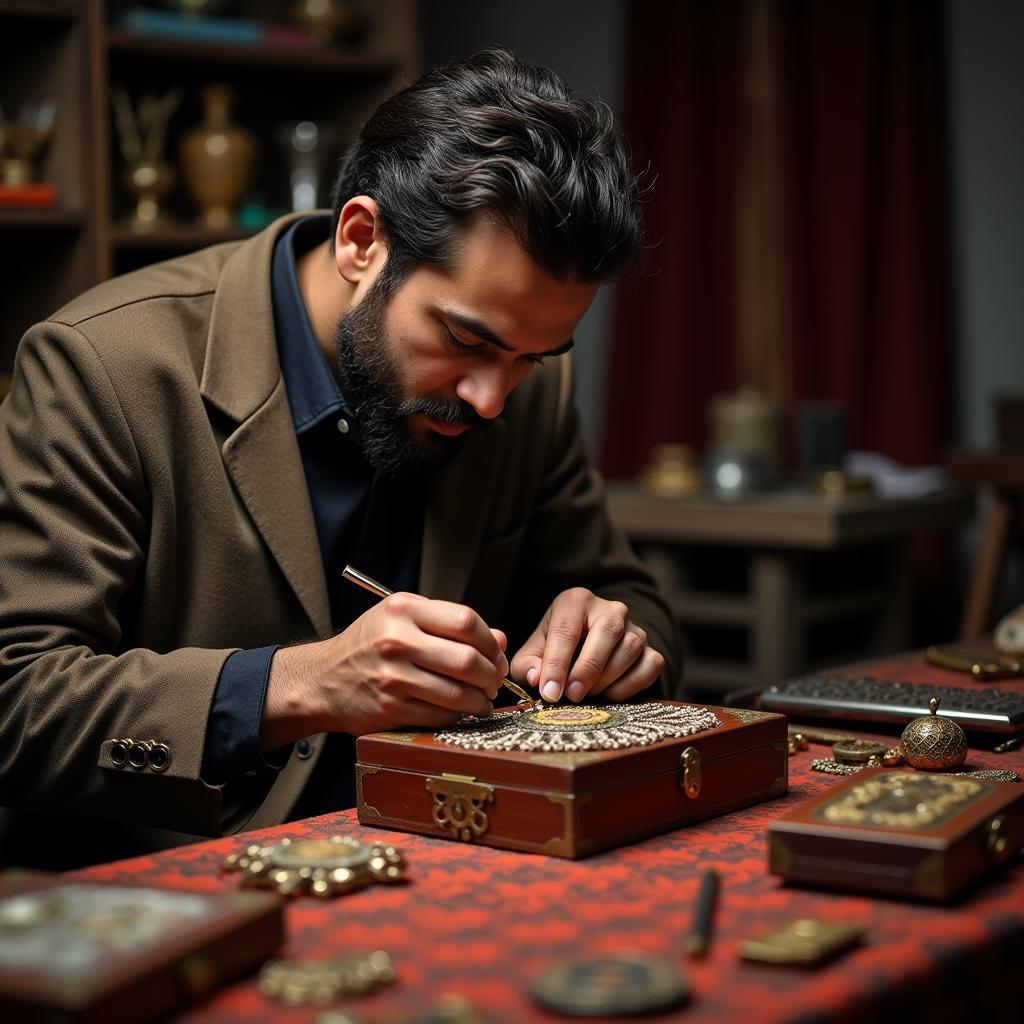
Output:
[110, 739, 130, 767]
[148, 743, 171, 772]
[127, 740, 151, 769]
[296, 739, 313, 759]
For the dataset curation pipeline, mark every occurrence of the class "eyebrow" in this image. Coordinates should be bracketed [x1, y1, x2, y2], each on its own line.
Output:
[441, 307, 576, 358]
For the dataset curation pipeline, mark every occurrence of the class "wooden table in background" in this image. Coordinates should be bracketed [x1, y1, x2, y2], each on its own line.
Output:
[606, 486, 970, 696]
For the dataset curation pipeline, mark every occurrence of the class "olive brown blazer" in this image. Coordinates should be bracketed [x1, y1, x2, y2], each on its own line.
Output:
[0, 215, 678, 839]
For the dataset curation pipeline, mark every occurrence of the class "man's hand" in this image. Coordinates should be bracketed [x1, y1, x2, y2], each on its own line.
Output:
[261, 593, 508, 749]
[510, 588, 665, 704]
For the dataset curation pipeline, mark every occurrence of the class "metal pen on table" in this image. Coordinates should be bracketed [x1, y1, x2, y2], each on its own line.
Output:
[686, 869, 720, 959]
[341, 564, 535, 705]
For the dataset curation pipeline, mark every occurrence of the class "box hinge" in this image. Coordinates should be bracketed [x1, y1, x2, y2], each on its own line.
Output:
[680, 746, 702, 798]
[426, 773, 495, 841]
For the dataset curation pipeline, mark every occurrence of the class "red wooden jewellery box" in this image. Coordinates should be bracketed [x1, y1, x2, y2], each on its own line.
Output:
[356, 701, 788, 858]
[769, 767, 1024, 901]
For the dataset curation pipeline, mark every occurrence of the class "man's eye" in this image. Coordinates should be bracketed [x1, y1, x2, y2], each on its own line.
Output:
[443, 325, 479, 354]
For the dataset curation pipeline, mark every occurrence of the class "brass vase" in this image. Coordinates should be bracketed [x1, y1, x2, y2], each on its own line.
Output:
[179, 85, 255, 229]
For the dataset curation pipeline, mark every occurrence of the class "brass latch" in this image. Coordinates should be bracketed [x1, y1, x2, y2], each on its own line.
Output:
[984, 814, 1009, 858]
[680, 747, 702, 799]
[426, 772, 494, 841]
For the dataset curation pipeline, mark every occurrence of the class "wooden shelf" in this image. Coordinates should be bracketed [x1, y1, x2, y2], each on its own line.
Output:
[106, 30, 401, 75]
[1, 0, 416, 368]
[0, 208, 82, 230]
[0, 1, 77, 20]
[111, 222, 258, 250]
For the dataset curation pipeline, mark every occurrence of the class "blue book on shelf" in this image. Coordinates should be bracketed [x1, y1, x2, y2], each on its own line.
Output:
[115, 8, 264, 47]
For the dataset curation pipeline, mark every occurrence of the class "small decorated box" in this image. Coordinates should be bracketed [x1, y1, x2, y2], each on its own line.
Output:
[769, 768, 1024, 901]
[0, 870, 284, 1022]
[356, 701, 788, 858]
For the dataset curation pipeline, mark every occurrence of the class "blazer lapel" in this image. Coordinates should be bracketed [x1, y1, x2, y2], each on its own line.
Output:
[200, 215, 331, 637]
[420, 419, 506, 602]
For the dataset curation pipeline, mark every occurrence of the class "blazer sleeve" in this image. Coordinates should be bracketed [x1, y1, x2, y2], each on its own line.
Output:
[0, 322, 235, 836]
[507, 357, 683, 696]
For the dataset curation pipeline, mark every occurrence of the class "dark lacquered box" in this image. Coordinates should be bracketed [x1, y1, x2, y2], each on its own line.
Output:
[0, 870, 284, 1022]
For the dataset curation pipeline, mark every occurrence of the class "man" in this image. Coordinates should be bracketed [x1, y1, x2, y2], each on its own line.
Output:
[0, 49, 678, 852]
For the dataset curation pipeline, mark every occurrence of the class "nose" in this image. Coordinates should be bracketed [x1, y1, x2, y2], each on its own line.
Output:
[455, 365, 513, 421]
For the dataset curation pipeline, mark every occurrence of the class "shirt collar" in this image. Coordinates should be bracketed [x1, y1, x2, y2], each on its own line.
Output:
[271, 214, 355, 435]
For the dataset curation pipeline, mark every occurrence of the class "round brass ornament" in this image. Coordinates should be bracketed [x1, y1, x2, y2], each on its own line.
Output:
[260, 951, 394, 1005]
[831, 739, 888, 765]
[222, 835, 405, 898]
[899, 697, 967, 771]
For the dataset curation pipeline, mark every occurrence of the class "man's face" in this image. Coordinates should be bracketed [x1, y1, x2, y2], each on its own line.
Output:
[336, 217, 598, 478]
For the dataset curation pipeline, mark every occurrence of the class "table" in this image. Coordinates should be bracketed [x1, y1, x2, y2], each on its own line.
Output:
[72, 651, 1024, 1023]
[605, 485, 970, 695]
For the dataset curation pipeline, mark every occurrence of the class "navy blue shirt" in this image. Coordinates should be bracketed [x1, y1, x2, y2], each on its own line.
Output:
[202, 215, 424, 814]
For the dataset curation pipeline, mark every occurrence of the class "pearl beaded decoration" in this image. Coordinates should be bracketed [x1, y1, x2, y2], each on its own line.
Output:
[435, 702, 720, 752]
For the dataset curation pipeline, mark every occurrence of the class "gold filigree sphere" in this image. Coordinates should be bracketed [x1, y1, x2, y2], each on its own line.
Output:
[900, 697, 968, 771]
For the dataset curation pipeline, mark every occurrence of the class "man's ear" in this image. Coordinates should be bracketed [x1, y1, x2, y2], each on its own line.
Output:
[334, 196, 388, 284]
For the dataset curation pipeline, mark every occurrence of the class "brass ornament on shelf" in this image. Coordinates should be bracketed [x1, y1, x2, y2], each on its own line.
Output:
[899, 697, 968, 771]
[222, 835, 405, 898]
[0, 99, 56, 186]
[111, 87, 182, 230]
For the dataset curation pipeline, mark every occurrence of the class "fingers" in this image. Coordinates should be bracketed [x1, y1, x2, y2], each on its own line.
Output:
[509, 618, 548, 692]
[563, 609, 641, 702]
[603, 647, 666, 702]
[395, 593, 508, 677]
[519, 589, 664, 705]
[536, 589, 590, 702]
[395, 665, 496, 717]
[394, 697, 471, 730]
[408, 634, 505, 697]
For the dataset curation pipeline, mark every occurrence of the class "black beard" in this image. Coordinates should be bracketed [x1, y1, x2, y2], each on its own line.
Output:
[335, 277, 488, 480]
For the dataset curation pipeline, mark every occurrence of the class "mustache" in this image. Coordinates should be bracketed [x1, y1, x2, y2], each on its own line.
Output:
[399, 395, 489, 430]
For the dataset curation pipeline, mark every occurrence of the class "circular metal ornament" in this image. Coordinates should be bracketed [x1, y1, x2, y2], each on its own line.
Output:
[260, 951, 394, 1005]
[222, 835, 405, 898]
[435, 702, 720, 753]
[527, 706, 626, 730]
[900, 697, 967, 771]
[530, 955, 689, 1017]
[831, 739, 888, 765]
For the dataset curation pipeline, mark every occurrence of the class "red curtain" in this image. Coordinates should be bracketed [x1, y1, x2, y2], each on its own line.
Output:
[602, 1, 742, 479]
[603, 0, 952, 477]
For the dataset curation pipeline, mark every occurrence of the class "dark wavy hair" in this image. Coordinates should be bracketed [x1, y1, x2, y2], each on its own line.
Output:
[330, 47, 641, 289]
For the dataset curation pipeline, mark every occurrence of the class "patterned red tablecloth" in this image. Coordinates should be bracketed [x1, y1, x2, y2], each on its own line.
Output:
[73, 655, 1024, 1024]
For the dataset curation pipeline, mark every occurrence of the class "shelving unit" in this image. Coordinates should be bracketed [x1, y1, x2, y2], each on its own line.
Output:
[0, 0, 417, 370]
